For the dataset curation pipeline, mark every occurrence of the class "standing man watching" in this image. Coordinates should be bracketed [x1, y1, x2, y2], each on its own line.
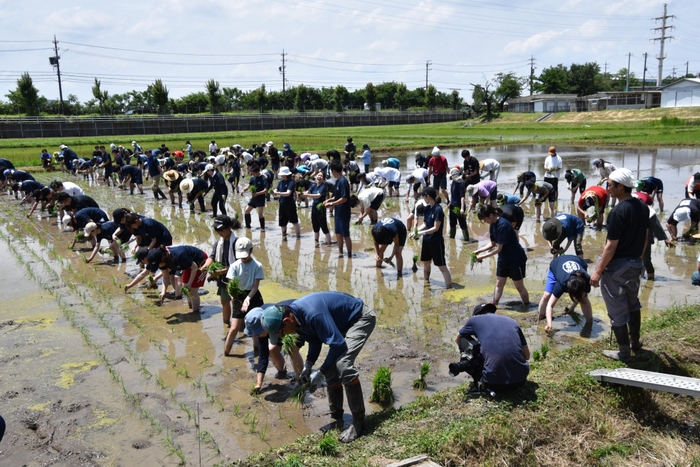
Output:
[428, 146, 449, 203]
[325, 161, 352, 257]
[543, 146, 562, 218]
[261, 292, 376, 443]
[590, 168, 649, 362]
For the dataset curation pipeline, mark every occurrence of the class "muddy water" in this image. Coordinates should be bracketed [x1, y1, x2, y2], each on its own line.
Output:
[2, 144, 700, 465]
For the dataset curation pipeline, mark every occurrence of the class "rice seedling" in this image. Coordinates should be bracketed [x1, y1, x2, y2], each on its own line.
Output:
[540, 342, 550, 359]
[74, 233, 86, 242]
[99, 248, 113, 256]
[383, 258, 395, 267]
[259, 423, 268, 441]
[207, 261, 224, 273]
[412, 254, 419, 272]
[147, 274, 157, 289]
[280, 333, 299, 355]
[175, 366, 190, 379]
[154, 375, 165, 389]
[564, 306, 585, 327]
[198, 354, 211, 366]
[532, 349, 543, 361]
[192, 376, 202, 390]
[412, 362, 430, 390]
[213, 396, 225, 412]
[233, 403, 241, 416]
[180, 286, 191, 298]
[369, 366, 394, 404]
[200, 430, 221, 455]
[318, 432, 339, 456]
[470, 252, 479, 271]
[315, 202, 325, 211]
[289, 383, 309, 406]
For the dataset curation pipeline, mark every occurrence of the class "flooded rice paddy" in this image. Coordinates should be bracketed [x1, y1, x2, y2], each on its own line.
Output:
[1, 144, 700, 465]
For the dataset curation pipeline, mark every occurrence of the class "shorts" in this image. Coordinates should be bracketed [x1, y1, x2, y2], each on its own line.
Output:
[388, 181, 400, 189]
[248, 196, 266, 208]
[489, 189, 497, 201]
[279, 203, 299, 226]
[420, 238, 446, 267]
[571, 182, 587, 193]
[182, 258, 208, 288]
[648, 180, 664, 194]
[496, 259, 526, 281]
[412, 182, 422, 193]
[271, 161, 280, 171]
[369, 193, 385, 210]
[432, 173, 447, 190]
[217, 284, 231, 302]
[544, 177, 558, 202]
[349, 173, 359, 185]
[396, 222, 408, 246]
[334, 215, 350, 237]
[231, 289, 264, 319]
[130, 173, 143, 185]
[544, 270, 557, 294]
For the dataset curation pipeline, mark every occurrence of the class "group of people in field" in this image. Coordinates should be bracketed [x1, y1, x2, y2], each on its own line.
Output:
[3, 138, 700, 443]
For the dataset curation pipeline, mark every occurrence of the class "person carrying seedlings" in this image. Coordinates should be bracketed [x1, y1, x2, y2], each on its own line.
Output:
[461, 149, 480, 186]
[479, 158, 501, 182]
[344, 137, 357, 160]
[428, 146, 449, 203]
[342, 157, 361, 192]
[204, 164, 228, 217]
[407, 198, 428, 235]
[577, 185, 608, 229]
[499, 203, 525, 231]
[372, 217, 407, 275]
[242, 165, 268, 230]
[260, 291, 377, 443]
[537, 255, 594, 336]
[590, 168, 649, 362]
[325, 160, 353, 257]
[542, 214, 585, 259]
[466, 179, 498, 211]
[453, 303, 530, 394]
[473, 205, 529, 306]
[414, 187, 452, 289]
[273, 166, 300, 240]
[520, 181, 554, 222]
[83, 221, 127, 263]
[636, 176, 664, 211]
[243, 302, 304, 394]
[124, 213, 173, 251]
[448, 167, 470, 241]
[179, 177, 209, 213]
[685, 172, 700, 199]
[406, 166, 429, 201]
[201, 215, 242, 326]
[513, 171, 536, 197]
[360, 143, 371, 174]
[565, 168, 587, 204]
[163, 170, 184, 207]
[224, 237, 264, 356]
[303, 172, 333, 246]
[352, 185, 385, 225]
[116, 164, 144, 194]
[666, 198, 700, 242]
[373, 166, 402, 197]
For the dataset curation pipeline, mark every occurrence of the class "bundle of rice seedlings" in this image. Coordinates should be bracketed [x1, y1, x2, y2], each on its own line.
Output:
[281, 333, 299, 355]
[289, 383, 309, 406]
[470, 252, 479, 271]
[412, 254, 419, 272]
[234, 212, 239, 219]
[563, 306, 585, 327]
[74, 233, 86, 242]
[226, 277, 245, 309]
[180, 286, 191, 298]
[99, 248, 113, 256]
[249, 185, 256, 193]
[412, 362, 430, 390]
[268, 187, 274, 194]
[318, 432, 339, 456]
[207, 261, 224, 274]
[383, 258, 395, 267]
[147, 274, 158, 290]
[315, 202, 325, 211]
[49, 204, 59, 216]
[369, 366, 394, 404]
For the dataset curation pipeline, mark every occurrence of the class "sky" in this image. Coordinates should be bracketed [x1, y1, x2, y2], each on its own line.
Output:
[1, 0, 699, 104]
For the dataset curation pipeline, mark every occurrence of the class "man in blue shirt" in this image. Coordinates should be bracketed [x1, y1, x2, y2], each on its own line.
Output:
[454, 303, 529, 394]
[261, 292, 376, 443]
[542, 214, 585, 258]
[116, 165, 144, 195]
[326, 161, 352, 257]
[147, 149, 167, 200]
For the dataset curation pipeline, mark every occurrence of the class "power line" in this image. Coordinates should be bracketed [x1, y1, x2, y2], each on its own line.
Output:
[61, 41, 278, 57]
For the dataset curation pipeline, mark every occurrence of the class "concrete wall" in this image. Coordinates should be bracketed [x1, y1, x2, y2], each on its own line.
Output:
[0, 111, 463, 139]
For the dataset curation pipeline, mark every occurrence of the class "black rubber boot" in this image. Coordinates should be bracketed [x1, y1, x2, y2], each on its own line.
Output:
[461, 228, 470, 241]
[449, 226, 457, 239]
[339, 379, 365, 443]
[157, 188, 167, 199]
[327, 384, 345, 429]
[244, 213, 252, 229]
[603, 325, 631, 362]
[629, 310, 642, 351]
[259, 217, 265, 231]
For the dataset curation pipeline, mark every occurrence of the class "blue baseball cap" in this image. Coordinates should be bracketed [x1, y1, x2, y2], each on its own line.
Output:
[244, 307, 265, 337]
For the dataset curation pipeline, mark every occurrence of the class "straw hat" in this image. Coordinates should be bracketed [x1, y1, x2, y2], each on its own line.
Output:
[180, 179, 194, 194]
[163, 170, 179, 182]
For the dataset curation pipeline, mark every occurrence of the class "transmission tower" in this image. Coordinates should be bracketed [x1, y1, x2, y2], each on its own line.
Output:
[529, 56, 536, 95]
[652, 3, 674, 86]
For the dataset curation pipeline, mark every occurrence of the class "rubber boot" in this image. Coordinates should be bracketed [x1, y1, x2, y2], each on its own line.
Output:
[449, 226, 457, 239]
[629, 310, 642, 352]
[327, 384, 345, 429]
[461, 228, 470, 241]
[157, 187, 166, 199]
[244, 213, 252, 229]
[603, 325, 631, 362]
[259, 217, 265, 231]
[339, 379, 365, 443]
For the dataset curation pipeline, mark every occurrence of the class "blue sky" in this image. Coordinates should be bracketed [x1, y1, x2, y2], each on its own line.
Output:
[1, 0, 698, 103]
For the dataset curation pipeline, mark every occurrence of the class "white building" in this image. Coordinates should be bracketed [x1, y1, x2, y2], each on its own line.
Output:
[660, 78, 700, 108]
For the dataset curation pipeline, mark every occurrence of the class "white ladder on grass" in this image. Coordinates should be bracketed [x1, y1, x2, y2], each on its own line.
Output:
[589, 368, 700, 397]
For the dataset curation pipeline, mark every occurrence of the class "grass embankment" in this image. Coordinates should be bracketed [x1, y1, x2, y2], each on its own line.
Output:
[4, 107, 700, 168]
[234, 305, 700, 467]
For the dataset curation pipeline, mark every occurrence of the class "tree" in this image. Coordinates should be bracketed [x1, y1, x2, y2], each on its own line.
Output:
[147, 79, 169, 114]
[365, 82, 377, 111]
[8, 72, 41, 116]
[205, 79, 222, 114]
[221, 87, 243, 111]
[333, 85, 349, 112]
[294, 84, 309, 112]
[254, 84, 267, 112]
[395, 83, 408, 110]
[425, 84, 437, 109]
[569, 62, 602, 96]
[534, 65, 569, 94]
[471, 81, 497, 120]
[494, 72, 526, 110]
[91, 78, 109, 115]
[604, 68, 641, 91]
[450, 89, 461, 110]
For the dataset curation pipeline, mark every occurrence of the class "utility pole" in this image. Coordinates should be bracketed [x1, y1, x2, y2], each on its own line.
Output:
[279, 50, 287, 109]
[626, 53, 631, 91]
[49, 35, 64, 114]
[604, 62, 609, 76]
[425, 60, 431, 90]
[529, 56, 536, 96]
[672, 66, 677, 79]
[642, 53, 648, 91]
[652, 3, 674, 86]
[686, 61, 689, 77]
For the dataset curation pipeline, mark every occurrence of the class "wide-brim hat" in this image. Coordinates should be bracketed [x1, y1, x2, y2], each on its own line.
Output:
[163, 170, 179, 182]
[279, 166, 292, 177]
[466, 185, 477, 197]
[542, 218, 563, 241]
[179, 178, 194, 193]
[244, 307, 265, 336]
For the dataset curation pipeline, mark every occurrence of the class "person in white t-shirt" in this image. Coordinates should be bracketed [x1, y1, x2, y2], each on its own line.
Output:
[543, 146, 563, 218]
[374, 167, 402, 197]
[480, 159, 501, 182]
[352, 186, 385, 225]
[406, 167, 429, 200]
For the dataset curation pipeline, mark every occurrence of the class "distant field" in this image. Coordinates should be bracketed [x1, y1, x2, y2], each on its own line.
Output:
[4, 107, 700, 168]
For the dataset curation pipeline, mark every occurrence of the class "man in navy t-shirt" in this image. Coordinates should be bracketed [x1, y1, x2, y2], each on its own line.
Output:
[327, 161, 352, 257]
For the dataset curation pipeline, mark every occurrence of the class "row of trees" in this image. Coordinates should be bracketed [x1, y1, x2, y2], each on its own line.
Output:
[1, 74, 463, 116]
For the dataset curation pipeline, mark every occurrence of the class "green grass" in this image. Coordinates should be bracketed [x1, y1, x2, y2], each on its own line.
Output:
[7, 107, 700, 168]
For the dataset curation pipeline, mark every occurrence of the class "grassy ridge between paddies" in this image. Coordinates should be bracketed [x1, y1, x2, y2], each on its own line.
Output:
[4, 107, 700, 168]
[231, 305, 700, 467]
